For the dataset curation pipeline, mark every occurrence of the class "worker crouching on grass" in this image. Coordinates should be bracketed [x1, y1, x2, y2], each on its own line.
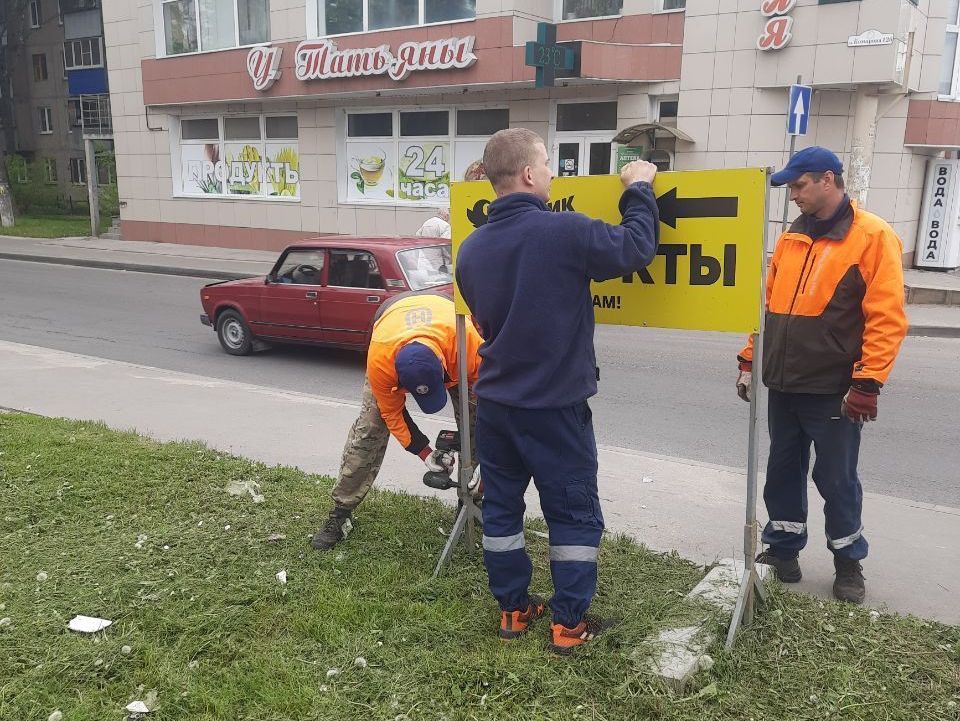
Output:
[456, 128, 660, 654]
[311, 291, 481, 551]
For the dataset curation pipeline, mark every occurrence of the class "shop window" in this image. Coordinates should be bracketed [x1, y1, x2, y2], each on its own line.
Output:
[38, 107, 54, 134]
[319, 0, 474, 36]
[343, 106, 505, 205]
[33, 54, 48, 81]
[70, 157, 86, 185]
[559, 0, 621, 21]
[557, 101, 618, 132]
[659, 0, 684, 9]
[941, 0, 960, 99]
[177, 114, 300, 199]
[658, 99, 679, 122]
[162, 0, 269, 56]
[328, 250, 384, 289]
[30, 0, 42, 28]
[63, 38, 102, 69]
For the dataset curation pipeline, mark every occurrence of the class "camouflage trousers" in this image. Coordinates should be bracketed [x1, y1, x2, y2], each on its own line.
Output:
[331, 378, 478, 510]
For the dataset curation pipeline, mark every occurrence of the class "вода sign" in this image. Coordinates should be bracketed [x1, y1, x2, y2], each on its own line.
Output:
[916, 159, 960, 270]
[757, 0, 795, 51]
[247, 36, 477, 90]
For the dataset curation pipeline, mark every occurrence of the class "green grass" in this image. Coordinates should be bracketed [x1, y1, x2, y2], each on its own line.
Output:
[0, 214, 110, 238]
[0, 414, 957, 721]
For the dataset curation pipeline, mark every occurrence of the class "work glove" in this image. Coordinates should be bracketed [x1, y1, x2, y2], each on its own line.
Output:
[421, 448, 456, 474]
[841, 383, 879, 423]
[467, 465, 483, 500]
[736, 361, 752, 403]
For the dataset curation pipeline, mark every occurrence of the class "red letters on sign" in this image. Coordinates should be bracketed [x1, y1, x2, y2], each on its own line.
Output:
[757, 16, 793, 51]
[760, 0, 796, 17]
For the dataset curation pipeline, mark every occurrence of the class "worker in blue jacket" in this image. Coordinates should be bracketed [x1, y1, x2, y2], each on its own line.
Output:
[456, 127, 659, 654]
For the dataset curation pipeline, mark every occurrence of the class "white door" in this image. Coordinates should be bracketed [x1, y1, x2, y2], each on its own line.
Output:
[552, 135, 614, 177]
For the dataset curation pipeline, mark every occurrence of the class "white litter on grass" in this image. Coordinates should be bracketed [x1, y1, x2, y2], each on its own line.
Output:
[318, 685, 329, 693]
[267, 533, 286, 542]
[188, 660, 199, 670]
[68, 615, 112, 633]
[225, 479, 266, 504]
[275, 570, 287, 585]
[0, 617, 11, 628]
[47, 710, 63, 721]
[326, 668, 340, 679]
[224, 525, 231, 531]
[479, 694, 488, 706]
[134, 534, 148, 549]
[36, 571, 49, 582]
[121, 645, 132, 655]
[354, 657, 367, 668]
[125, 700, 150, 714]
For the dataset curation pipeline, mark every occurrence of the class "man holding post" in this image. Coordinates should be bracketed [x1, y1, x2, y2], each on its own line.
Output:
[311, 291, 481, 551]
[736, 146, 907, 603]
[456, 128, 660, 653]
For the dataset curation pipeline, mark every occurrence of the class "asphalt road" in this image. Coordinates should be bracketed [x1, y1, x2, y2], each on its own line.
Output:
[1, 259, 957, 508]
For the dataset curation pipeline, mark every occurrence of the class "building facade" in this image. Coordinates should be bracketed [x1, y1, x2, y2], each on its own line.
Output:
[6, 0, 113, 204]
[104, 0, 959, 267]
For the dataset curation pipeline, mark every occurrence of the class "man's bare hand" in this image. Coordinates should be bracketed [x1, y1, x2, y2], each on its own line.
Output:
[620, 159, 658, 188]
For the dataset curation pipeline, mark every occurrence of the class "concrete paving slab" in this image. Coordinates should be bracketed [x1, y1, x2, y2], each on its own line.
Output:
[0, 340, 957, 625]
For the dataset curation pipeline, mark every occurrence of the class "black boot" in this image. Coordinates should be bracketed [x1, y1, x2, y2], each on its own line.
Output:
[310, 507, 353, 551]
[756, 550, 802, 583]
[833, 556, 865, 604]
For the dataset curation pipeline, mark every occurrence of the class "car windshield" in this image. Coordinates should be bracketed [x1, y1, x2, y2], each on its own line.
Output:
[397, 245, 453, 291]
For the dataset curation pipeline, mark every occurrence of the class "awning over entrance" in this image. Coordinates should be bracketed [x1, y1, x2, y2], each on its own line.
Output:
[612, 122, 694, 145]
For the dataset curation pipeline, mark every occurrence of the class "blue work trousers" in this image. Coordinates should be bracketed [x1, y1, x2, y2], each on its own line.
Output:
[477, 398, 603, 628]
[762, 389, 868, 561]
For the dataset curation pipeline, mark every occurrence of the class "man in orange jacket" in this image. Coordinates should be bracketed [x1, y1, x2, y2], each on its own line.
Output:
[311, 291, 481, 550]
[736, 146, 907, 603]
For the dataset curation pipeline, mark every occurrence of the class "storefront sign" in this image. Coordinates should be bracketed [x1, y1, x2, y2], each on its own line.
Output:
[757, 0, 796, 51]
[848, 30, 894, 47]
[916, 159, 960, 270]
[248, 37, 477, 90]
[452, 168, 768, 333]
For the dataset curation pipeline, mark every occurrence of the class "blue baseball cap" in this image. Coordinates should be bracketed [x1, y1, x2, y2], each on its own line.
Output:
[770, 146, 844, 187]
[395, 342, 447, 414]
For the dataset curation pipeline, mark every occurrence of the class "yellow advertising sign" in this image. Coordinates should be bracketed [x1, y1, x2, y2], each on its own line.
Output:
[451, 168, 767, 333]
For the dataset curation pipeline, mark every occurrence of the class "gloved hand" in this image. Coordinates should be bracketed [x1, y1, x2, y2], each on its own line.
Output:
[421, 448, 456, 474]
[841, 383, 879, 423]
[467, 465, 483, 500]
[736, 361, 752, 403]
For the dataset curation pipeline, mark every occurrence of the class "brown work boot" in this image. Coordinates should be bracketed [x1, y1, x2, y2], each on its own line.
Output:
[833, 557, 865, 604]
[310, 506, 353, 551]
[499, 595, 546, 640]
[548, 614, 620, 656]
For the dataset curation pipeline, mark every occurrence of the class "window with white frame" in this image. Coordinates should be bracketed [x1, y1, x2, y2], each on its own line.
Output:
[63, 38, 103, 69]
[341, 107, 507, 205]
[30, 0, 42, 27]
[942, 0, 960, 99]
[43, 158, 58, 184]
[660, 0, 684, 10]
[558, 0, 621, 21]
[161, 0, 270, 56]
[177, 114, 300, 198]
[70, 157, 86, 184]
[38, 107, 53, 133]
[318, 0, 475, 36]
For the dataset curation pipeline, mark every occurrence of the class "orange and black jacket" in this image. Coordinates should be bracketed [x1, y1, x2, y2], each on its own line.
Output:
[739, 200, 907, 394]
[366, 292, 481, 455]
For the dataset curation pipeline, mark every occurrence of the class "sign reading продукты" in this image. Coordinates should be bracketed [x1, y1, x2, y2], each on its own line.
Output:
[524, 22, 577, 88]
[451, 169, 767, 334]
[787, 83, 812, 136]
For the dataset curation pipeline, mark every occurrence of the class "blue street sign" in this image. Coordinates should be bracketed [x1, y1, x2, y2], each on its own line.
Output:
[787, 84, 812, 136]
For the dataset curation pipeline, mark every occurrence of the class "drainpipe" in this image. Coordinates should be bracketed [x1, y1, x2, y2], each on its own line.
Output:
[847, 88, 880, 208]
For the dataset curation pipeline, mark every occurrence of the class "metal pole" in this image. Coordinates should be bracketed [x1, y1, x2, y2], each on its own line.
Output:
[84, 137, 100, 238]
[455, 313, 475, 548]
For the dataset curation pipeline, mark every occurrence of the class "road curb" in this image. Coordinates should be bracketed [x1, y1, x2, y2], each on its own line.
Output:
[0, 253, 253, 281]
[908, 324, 960, 339]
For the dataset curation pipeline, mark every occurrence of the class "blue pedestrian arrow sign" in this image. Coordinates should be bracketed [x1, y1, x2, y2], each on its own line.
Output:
[787, 84, 812, 136]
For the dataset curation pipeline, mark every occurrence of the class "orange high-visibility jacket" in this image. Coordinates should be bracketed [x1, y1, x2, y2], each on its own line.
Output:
[740, 201, 907, 393]
[367, 293, 481, 454]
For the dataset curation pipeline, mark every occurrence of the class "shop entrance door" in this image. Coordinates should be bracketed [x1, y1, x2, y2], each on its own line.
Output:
[552, 135, 614, 177]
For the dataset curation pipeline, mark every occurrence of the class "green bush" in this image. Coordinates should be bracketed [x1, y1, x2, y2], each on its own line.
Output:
[5, 155, 62, 215]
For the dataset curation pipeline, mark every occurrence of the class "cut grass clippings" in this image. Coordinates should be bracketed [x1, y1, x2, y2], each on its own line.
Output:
[0, 413, 958, 721]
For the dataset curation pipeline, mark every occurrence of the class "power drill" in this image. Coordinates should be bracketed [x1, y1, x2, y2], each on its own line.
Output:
[422, 429, 459, 490]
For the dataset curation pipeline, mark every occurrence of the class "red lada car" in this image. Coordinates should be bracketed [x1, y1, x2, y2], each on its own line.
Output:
[200, 237, 453, 355]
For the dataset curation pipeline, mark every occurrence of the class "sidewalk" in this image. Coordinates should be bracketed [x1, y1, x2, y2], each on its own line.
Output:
[1, 339, 957, 625]
[3, 234, 959, 336]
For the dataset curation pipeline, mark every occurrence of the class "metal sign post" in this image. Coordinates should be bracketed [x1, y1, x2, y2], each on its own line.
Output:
[432, 313, 482, 578]
[725, 169, 773, 649]
[782, 76, 810, 231]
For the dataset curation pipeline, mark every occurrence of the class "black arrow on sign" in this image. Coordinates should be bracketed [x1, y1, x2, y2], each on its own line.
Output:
[656, 187, 739, 229]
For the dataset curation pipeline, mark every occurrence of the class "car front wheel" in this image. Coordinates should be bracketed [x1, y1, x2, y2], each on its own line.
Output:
[216, 309, 253, 356]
